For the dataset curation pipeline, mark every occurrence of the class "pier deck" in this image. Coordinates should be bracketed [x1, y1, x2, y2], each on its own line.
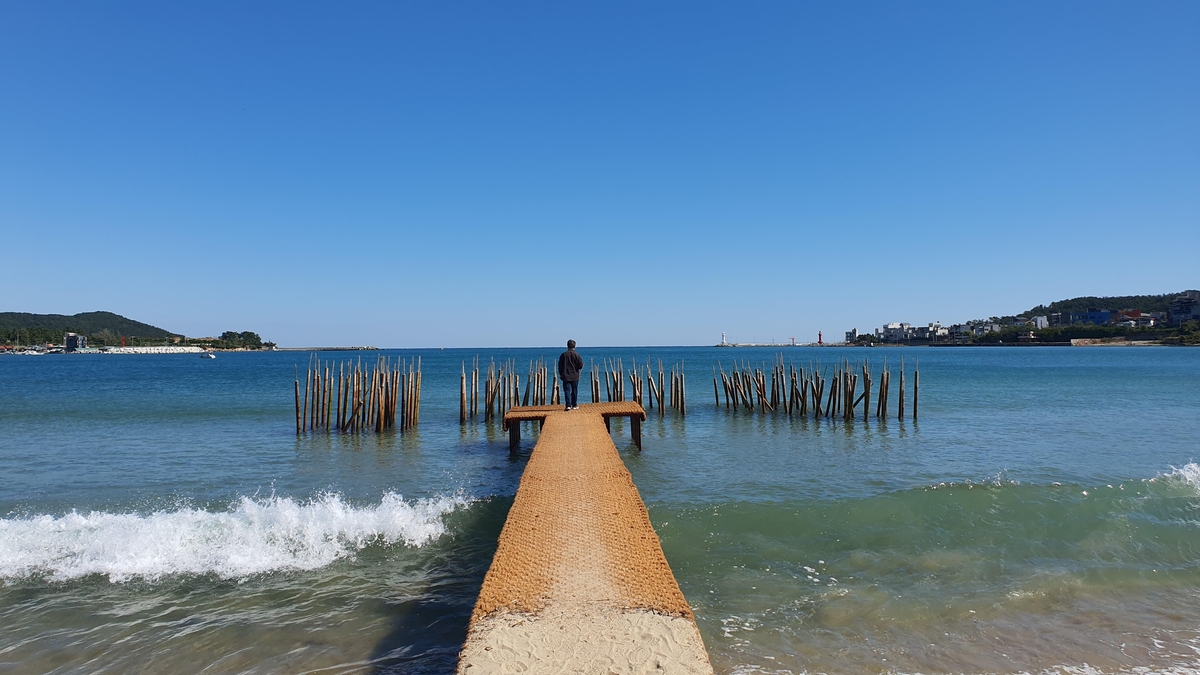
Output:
[458, 403, 712, 674]
[501, 401, 646, 450]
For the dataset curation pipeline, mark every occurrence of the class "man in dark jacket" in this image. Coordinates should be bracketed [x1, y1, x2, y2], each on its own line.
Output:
[558, 339, 584, 410]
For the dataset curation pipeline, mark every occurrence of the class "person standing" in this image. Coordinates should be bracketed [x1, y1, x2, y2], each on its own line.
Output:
[558, 339, 584, 411]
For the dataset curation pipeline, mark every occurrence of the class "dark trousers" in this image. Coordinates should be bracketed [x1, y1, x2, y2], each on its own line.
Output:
[563, 380, 579, 408]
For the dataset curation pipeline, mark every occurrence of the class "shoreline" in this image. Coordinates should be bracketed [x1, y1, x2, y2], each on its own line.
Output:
[4, 340, 1193, 355]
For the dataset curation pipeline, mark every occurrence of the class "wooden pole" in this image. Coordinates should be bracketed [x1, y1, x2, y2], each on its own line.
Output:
[680, 365, 687, 416]
[368, 370, 377, 431]
[345, 367, 352, 433]
[825, 373, 836, 418]
[878, 362, 888, 415]
[313, 367, 320, 431]
[392, 369, 399, 428]
[813, 373, 823, 417]
[312, 366, 319, 430]
[324, 365, 331, 430]
[346, 365, 354, 433]
[882, 369, 890, 419]
[356, 367, 365, 432]
[381, 368, 388, 432]
[303, 364, 311, 433]
[913, 359, 919, 420]
[862, 361, 870, 422]
[294, 370, 301, 435]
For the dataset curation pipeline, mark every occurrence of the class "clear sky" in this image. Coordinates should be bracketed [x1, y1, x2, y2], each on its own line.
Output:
[2, 2, 1196, 347]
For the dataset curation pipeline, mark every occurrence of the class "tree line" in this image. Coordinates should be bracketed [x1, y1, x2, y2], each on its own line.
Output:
[1021, 292, 1187, 319]
[1, 327, 274, 349]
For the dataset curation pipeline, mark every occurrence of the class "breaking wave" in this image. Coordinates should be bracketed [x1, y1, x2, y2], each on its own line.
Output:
[1161, 462, 1200, 492]
[0, 492, 469, 582]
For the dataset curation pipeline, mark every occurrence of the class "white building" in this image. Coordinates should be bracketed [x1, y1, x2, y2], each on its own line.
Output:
[882, 323, 912, 342]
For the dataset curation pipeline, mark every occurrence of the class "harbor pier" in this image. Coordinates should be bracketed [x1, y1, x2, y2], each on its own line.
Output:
[501, 401, 645, 451]
[458, 402, 712, 674]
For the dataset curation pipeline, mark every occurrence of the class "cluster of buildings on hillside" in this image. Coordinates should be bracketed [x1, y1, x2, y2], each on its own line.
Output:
[845, 291, 1200, 345]
[0, 333, 211, 355]
[3, 330, 279, 354]
[3, 332, 207, 354]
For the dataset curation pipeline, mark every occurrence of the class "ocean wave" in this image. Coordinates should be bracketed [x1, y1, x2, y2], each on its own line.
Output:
[0, 492, 469, 583]
[1161, 462, 1200, 492]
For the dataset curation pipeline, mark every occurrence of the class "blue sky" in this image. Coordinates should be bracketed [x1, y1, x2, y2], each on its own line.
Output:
[2, 2, 1196, 347]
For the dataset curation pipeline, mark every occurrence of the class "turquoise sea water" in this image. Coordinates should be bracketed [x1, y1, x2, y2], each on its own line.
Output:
[1, 346, 1199, 674]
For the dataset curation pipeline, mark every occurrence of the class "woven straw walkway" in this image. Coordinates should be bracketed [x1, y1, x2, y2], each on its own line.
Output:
[458, 403, 712, 674]
[500, 401, 646, 429]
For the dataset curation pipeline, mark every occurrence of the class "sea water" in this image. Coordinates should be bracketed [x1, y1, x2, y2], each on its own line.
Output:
[1, 347, 1198, 674]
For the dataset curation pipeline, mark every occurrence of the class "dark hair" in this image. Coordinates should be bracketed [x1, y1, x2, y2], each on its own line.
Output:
[567, 339, 576, 349]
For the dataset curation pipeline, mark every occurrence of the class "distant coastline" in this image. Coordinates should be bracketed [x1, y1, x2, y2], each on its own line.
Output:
[1, 345, 381, 355]
[272, 346, 379, 352]
[0, 311, 276, 354]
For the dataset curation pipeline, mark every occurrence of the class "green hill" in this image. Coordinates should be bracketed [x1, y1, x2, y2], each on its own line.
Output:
[1022, 292, 1192, 318]
[0, 311, 178, 346]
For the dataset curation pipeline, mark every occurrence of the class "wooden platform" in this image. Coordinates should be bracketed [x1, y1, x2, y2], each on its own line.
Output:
[503, 401, 646, 451]
[459, 403, 712, 674]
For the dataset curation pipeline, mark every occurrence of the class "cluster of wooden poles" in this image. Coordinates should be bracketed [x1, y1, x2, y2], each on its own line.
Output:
[294, 355, 422, 434]
[590, 358, 687, 416]
[461, 355, 692, 423]
[462, 357, 562, 423]
[476, 359, 524, 422]
[714, 356, 918, 421]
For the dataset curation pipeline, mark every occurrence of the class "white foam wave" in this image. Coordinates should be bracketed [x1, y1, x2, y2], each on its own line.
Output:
[1164, 462, 1200, 492]
[0, 492, 468, 582]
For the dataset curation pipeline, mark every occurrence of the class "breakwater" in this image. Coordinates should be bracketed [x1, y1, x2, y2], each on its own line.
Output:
[104, 346, 206, 354]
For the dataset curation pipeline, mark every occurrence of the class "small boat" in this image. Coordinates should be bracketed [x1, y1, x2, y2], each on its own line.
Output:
[201, 352, 216, 359]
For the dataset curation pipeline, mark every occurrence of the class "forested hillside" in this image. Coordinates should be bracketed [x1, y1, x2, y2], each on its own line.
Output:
[0, 311, 177, 345]
[1022, 292, 1189, 317]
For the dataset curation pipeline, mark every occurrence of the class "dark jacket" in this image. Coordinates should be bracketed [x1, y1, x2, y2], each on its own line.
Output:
[558, 349, 584, 382]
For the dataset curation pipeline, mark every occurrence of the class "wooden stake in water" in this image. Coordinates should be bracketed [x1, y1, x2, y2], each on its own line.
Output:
[913, 358, 919, 421]
[460, 362, 467, 424]
[302, 362, 311, 433]
[294, 367, 301, 435]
